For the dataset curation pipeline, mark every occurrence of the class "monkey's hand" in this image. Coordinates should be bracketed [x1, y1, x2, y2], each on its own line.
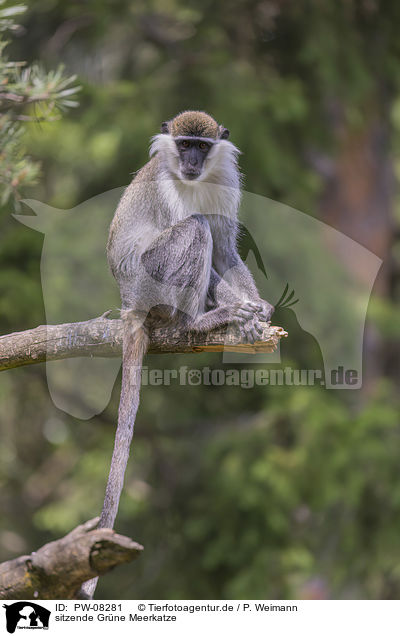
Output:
[230, 301, 264, 324]
[256, 299, 274, 322]
[229, 301, 269, 343]
[233, 299, 274, 343]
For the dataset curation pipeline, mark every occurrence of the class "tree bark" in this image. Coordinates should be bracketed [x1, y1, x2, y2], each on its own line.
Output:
[0, 314, 287, 372]
[0, 518, 143, 600]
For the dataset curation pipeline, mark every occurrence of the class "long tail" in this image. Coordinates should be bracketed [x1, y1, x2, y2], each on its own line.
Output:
[99, 319, 149, 529]
[79, 316, 148, 599]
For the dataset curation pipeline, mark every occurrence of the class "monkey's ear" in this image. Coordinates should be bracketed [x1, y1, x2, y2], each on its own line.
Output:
[219, 126, 230, 140]
[161, 121, 169, 134]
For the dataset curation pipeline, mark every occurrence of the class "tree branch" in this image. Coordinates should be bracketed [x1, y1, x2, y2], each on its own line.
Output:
[0, 314, 288, 372]
[0, 518, 143, 600]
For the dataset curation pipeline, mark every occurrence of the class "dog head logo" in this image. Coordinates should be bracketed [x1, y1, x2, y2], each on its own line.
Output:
[3, 602, 50, 633]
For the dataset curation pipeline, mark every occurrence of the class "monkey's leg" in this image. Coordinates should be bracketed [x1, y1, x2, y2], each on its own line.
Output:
[200, 267, 265, 343]
[189, 264, 265, 342]
[140, 213, 212, 320]
[209, 214, 274, 323]
[141, 214, 261, 339]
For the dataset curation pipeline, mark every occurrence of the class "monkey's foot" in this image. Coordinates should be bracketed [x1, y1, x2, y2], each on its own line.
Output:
[232, 316, 268, 344]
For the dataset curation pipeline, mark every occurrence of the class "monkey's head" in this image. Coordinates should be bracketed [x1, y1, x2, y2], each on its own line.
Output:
[150, 111, 237, 184]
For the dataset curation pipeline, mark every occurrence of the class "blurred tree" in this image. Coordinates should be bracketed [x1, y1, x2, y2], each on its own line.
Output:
[0, 0, 80, 205]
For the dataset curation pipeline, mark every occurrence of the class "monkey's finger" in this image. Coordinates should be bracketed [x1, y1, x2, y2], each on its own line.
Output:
[259, 304, 274, 320]
[249, 326, 261, 342]
[234, 302, 255, 316]
[253, 322, 263, 336]
[231, 315, 246, 325]
[241, 325, 256, 343]
[235, 308, 255, 320]
[243, 301, 262, 312]
[246, 318, 263, 334]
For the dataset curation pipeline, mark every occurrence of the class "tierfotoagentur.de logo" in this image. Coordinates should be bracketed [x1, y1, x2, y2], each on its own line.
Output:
[15, 187, 381, 419]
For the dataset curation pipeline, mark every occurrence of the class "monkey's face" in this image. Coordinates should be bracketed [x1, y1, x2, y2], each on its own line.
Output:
[174, 136, 213, 182]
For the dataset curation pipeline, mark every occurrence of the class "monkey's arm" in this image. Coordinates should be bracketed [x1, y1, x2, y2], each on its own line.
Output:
[210, 216, 273, 321]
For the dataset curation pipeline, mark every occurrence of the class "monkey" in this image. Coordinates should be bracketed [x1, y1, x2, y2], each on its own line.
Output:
[80, 111, 273, 598]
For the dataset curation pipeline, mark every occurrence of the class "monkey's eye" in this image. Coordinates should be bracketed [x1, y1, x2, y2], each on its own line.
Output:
[199, 142, 209, 150]
[181, 140, 190, 148]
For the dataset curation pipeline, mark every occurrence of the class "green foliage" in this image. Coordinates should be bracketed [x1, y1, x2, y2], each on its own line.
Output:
[0, 1, 80, 204]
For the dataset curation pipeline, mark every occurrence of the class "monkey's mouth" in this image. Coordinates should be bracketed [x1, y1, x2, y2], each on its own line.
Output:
[182, 170, 200, 181]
